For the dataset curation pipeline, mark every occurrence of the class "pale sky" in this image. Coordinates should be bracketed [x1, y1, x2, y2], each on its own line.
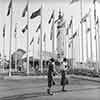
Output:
[0, 0, 100, 62]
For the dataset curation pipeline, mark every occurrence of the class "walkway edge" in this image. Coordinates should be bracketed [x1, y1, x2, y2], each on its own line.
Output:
[3, 75, 61, 80]
[3, 74, 100, 82]
[70, 75, 100, 82]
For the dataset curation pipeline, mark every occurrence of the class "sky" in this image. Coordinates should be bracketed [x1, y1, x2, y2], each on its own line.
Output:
[0, 0, 100, 62]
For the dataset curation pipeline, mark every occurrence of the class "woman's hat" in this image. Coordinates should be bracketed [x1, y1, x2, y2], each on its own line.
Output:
[63, 57, 67, 62]
[50, 58, 55, 62]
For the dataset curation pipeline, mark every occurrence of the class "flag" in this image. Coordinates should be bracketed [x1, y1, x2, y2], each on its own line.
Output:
[7, 0, 12, 16]
[50, 29, 53, 40]
[30, 8, 41, 19]
[80, 9, 91, 23]
[54, 14, 63, 23]
[57, 21, 66, 29]
[94, 35, 96, 40]
[69, 31, 77, 40]
[68, 18, 72, 29]
[94, 0, 100, 3]
[68, 41, 72, 48]
[94, 8, 96, 21]
[48, 11, 54, 24]
[96, 17, 99, 25]
[3, 24, 6, 38]
[37, 36, 40, 44]
[22, 3, 28, 17]
[30, 37, 34, 45]
[14, 25, 16, 33]
[66, 28, 69, 35]
[14, 25, 17, 38]
[50, 21, 54, 40]
[70, 0, 79, 4]
[56, 31, 60, 38]
[36, 24, 41, 32]
[68, 43, 71, 48]
[93, 0, 96, 4]
[87, 28, 91, 33]
[55, 18, 59, 23]
[80, 18, 86, 23]
[22, 24, 28, 33]
[43, 33, 46, 42]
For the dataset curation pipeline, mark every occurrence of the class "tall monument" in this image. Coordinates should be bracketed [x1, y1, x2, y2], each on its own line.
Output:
[56, 9, 66, 59]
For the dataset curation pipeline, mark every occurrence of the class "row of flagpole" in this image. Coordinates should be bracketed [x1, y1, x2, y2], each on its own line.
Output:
[2, 0, 82, 75]
[2, 0, 100, 76]
[67, 0, 100, 74]
[6, 0, 43, 75]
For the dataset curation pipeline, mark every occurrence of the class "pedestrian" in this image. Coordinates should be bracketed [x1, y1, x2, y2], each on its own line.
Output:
[47, 57, 56, 95]
[60, 57, 69, 92]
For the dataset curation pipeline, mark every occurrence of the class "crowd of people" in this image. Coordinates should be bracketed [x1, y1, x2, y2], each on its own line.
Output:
[47, 57, 70, 95]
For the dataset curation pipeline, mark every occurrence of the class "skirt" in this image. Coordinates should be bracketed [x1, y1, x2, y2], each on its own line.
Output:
[60, 70, 69, 86]
[48, 72, 55, 88]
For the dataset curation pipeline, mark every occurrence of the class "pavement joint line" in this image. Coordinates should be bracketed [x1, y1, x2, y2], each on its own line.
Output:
[3, 75, 62, 80]
[71, 75, 100, 82]
[1, 74, 100, 82]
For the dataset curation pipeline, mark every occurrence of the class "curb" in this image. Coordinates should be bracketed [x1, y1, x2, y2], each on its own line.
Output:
[3, 75, 61, 80]
[3, 76, 47, 80]
[70, 75, 100, 82]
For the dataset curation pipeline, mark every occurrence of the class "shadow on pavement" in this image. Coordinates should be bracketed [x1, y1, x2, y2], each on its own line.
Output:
[55, 86, 100, 93]
[0, 92, 49, 100]
[1, 87, 100, 100]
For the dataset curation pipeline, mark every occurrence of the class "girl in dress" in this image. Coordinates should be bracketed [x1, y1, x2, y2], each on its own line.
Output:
[60, 57, 69, 91]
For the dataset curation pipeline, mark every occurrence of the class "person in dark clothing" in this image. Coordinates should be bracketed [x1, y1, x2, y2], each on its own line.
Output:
[60, 57, 69, 91]
[47, 58, 56, 95]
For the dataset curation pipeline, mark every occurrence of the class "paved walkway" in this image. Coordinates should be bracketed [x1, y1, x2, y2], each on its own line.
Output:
[0, 77, 100, 100]
[70, 74, 100, 82]
[1, 74, 100, 83]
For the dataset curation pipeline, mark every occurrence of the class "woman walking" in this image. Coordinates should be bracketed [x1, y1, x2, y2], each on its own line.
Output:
[47, 58, 56, 95]
[60, 57, 69, 91]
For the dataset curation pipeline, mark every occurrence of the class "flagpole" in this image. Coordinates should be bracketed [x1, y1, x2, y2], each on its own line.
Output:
[40, 5, 43, 73]
[67, 23, 69, 59]
[71, 16, 73, 68]
[52, 10, 55, 57]
[38, 36, 40, 57]
[65, 35, 67, 58]
[15, 23, 17, 72]
[80, 0, 84, 62]
[78, 24, 80, 62]
[45, 34, 46, 67]
[97, 16, 99, 73]
[26, 0, 29, 75]
[98, 19, 100, 70]
[85, 20, 88, 61]
[89, 13, 93, 61]
[94, 2, 98, 72]
[3, 29, 5, 72]
[32, 38, 34, 72]
[9, 0, 13, 77]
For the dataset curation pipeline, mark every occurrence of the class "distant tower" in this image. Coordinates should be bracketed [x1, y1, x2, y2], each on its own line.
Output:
[56, 9, 66, 59]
